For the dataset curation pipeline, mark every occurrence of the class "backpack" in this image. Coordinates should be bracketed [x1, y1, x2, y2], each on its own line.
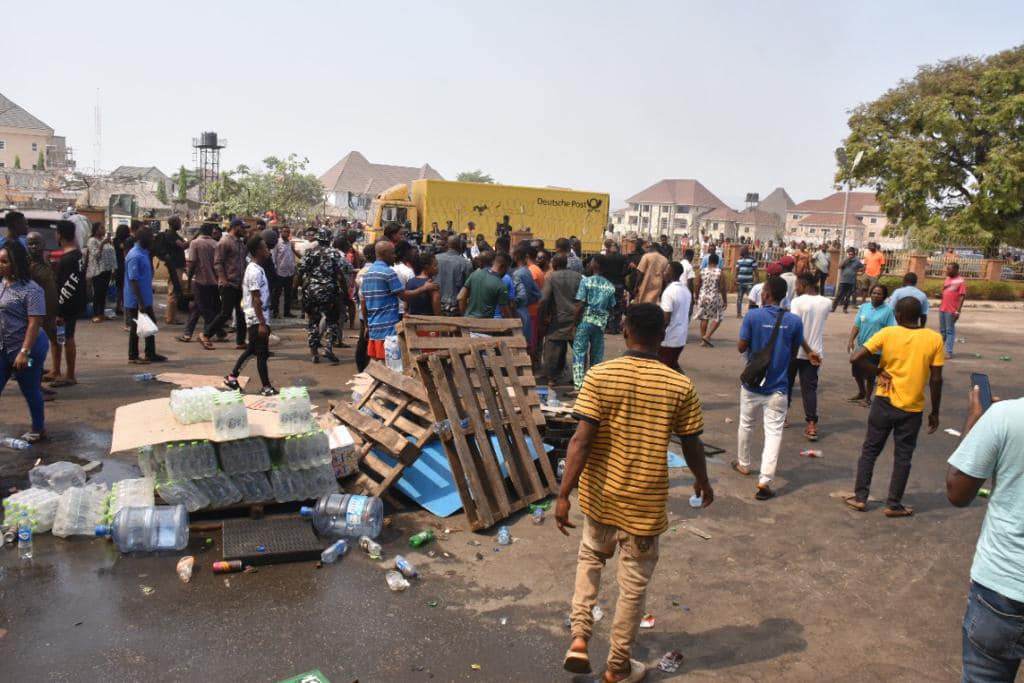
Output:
[740, 309, 785, 388]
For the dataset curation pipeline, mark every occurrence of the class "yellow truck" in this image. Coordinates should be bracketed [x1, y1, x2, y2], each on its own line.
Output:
[370, 179, 610, 252]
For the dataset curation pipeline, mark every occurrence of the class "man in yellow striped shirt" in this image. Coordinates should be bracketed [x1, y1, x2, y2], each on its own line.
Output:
[556, 303, 713, 682]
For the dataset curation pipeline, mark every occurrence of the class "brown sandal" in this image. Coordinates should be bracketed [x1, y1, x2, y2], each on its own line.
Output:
[884, 505, 914, 518]
[845, 497, 866, 512]
[198, 335, 216, 350]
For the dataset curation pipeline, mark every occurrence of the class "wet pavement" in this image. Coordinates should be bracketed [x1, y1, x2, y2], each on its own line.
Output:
[1, 307, 1022, 681]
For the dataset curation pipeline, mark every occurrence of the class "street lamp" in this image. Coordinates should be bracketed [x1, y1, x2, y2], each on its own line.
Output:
[835, 148, 863, 288]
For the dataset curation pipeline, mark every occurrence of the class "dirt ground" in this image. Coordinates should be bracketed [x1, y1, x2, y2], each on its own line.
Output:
[1, 304, 1021, 681]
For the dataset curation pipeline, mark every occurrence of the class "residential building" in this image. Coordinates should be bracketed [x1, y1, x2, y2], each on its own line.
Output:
[696, 206, 783, 243]
[320, 150, 443, 220]
[786, 191, 905, 249]
[111, 166, 170, 188]
[755, 187, 796, 226]
[619, 178, 728, 240]
[0, 93, 73, 171]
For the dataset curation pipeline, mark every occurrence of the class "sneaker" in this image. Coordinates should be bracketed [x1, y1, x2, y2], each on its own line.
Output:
[145, 353, 168, 363]
[755, 485, 774, 501]
[259, 386, 279, 397]
[223, 375, 241, 390]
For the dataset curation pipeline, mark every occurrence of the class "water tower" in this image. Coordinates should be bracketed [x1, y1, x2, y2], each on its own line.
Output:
[192, 131, 227, 203]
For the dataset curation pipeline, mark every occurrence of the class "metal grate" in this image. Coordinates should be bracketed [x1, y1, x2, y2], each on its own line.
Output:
[222, 516, 323, 565]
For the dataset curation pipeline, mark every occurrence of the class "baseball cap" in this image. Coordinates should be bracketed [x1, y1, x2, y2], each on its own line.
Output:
[779, 255, 795, 267]
[766, 262, 783, 276]
[230, 218, 246, 229]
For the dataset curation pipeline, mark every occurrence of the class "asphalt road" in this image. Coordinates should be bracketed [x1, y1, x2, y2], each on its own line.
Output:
[1, 305, 1022, 681]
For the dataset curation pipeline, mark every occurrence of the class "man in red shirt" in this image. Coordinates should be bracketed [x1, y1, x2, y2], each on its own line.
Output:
[861, 242, 885, 304]
[939, 262, 967, 358]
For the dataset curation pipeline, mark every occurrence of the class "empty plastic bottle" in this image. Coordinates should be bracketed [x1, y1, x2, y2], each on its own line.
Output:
[218, 438, 271, 474]
[359, 535, 383, 559]
[18, 511, 33, 559]
[29, 461, 87, 492]
[497, 526, 512, 545]
[532, 507, 545, 524]
[133, 373, 156, 382]
[1, 436, 31, 450]
[56, 324, 66, 345]
[300, 493, 383, 539]
[96, 505, 189, 553]
[155, 479, 210, 512]
[556, 458, 566, 482]
[384, 335, 403, 372]
[395, 554, 418, 578]
[321, 539, 349, 564]
[52, 484, 109, 537]
[689, 494, 704, 508]
[385, 570, 410, 591]
[230, 472, 275, 504]
[409, 529, 435, 548]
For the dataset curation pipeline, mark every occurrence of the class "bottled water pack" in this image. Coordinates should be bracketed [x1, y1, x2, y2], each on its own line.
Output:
[137, 445, 165, 479]
[212, 390, 249, 440]
[277, 386, 313, 435]
[217, 438, 271, 474]
[164, 441, 218, 480]
[231, 471, 275, 504]
[105, 478, 155, 524]
[156, 479, 210, 512]
[28, 461, 87, 492]
[192, 471, 242, 509]
[169, 386, 220, 424]
[280, 431, 331, 470]
[3, 488, 61, 533]
[52, 483, 110, 537]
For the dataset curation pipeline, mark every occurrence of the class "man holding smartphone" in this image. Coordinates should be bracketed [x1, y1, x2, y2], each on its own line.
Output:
[946, 383, 1024, 680]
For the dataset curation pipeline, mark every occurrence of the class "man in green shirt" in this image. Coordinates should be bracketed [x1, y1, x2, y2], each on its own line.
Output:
[572, 255, 616, 391]
[458, 252, 512, 319]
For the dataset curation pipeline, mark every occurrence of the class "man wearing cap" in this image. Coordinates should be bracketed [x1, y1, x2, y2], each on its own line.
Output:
[201, 218, 248, 349]
[297, 228, 348, 364]
[778, 255, 797, 309]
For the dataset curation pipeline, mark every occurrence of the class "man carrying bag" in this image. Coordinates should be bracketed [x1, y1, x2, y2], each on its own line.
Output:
[734, 276, 820, 500]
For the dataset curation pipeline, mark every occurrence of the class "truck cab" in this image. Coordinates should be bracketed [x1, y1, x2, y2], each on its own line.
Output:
[368, 183, 418, 242]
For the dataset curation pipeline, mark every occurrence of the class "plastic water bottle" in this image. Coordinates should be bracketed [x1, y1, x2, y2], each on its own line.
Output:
[497, 526, 512, 545]
[2, 436, 31, 450]
[532, 507, 545, 524]
[321, 539, 349, 564]
[689, 494, 704, 508]
[56, 325, 66, 345]
[133, 373, 156, 382]
[409, 529, 435, 548]
[300, 493, 384, 539]
[4, 488, 61, 533]
[230, 472, 275, 504]
[548, 390, 561, 408]
[155, 479, 210, 512]
[359, 535, 383, 559]
[384, 334, 402, 372]
[96, 505, 189, 553]
[556, 458, 566, 482]
[394, 554, 418, 578]
[192, 472, 242, 509]
[29, 461, 87, 492]
[52, 484, 110, 537]
[18, 511, 33, 559]
[385, 570, 410, 592]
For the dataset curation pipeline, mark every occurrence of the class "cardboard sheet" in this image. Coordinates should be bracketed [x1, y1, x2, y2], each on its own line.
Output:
[110, 395, 308, 454]
[155, 372, 250, 389]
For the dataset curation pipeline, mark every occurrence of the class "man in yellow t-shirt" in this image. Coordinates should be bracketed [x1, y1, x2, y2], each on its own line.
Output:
[846, 297, 943, 516]
[555, 303, 712, 682]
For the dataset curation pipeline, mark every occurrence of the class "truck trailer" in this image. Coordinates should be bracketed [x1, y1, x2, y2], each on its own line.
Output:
[370, 179, 609, 252]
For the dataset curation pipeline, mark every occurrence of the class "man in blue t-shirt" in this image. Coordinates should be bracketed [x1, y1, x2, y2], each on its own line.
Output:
[947, 389, 1024, 680]
[0, 210, 29, 250]
[888, 272, 930, 328]
[124, 226, 166, 364]
[734, 276, 820, 500]
[734, 247, 758, 318]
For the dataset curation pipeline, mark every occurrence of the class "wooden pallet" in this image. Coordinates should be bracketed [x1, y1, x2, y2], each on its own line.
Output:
[330, 361, 435, 497]
[416, 340, 558, 530]
[397, 315, 544, 426]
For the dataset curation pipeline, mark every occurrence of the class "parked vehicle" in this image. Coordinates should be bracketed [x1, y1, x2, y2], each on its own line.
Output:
[0, 209, 71, 267]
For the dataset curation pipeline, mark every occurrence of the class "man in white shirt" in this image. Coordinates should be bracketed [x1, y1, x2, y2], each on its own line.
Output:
[659, 262, 692, 372]
[224, 236, 276, 396]
[788, 272, 832, 440]
[779, 255, 798, 309]
[393, 241, 417, 315]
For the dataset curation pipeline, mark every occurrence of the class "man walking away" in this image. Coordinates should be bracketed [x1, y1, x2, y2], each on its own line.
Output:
[603, 242, 626, 335]
[947, 387, 1024, 681]
[846, 284, 896, 406]
[659, 262, 691, 372]
[734, 276, 820, 500]
[572, 255, 616, 392]
[53, 222, 86, 387]
[537, 254, 582, 387]
[272, 226, 298, 317]
[557, 303, 712, 683]
[634, 242, 669, 304]
[202, 218, 248, 350]
[847, 297, 943, 517]
[788, 273, 832, 441]
[458, 252, 512, 319]
[125, 226, 167, 364]
[734, 247, 757, 318]
[778, 255, 797, 309]
[512, 245, 541, 348]
[157, 216, 187, 325]
[436, 235, 472, 316]
[180, 223, 220, 346]
[832, 247, 862, 313]
[939, 262, 967, 359]
[813, 243, 830, 293]
[888, 272, 929, 328]
[224, 236, 277, 396]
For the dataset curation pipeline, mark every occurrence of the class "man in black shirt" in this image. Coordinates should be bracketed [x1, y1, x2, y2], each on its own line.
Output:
[53, 222, 87, 387]
[602, 241, 627, 334]
[157, 216, 187, 325]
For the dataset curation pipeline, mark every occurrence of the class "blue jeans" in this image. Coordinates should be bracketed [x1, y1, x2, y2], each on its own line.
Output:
[572, 322, 605, 390]
[962, 581, 1024, 682]
[736, 282, 752, 317]
[0, 334, 49, 433]
[940, 311, 957, 356]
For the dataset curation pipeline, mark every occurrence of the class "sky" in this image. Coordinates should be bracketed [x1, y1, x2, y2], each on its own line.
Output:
[5, 0, 1023, 209]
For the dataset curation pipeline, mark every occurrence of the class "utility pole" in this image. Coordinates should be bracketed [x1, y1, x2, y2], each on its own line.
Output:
[835, 148, 863, 288]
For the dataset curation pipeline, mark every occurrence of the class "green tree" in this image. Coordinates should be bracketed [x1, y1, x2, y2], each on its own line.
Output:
[13, 155, 20, 169]
[456, 169, 495, 184]
[839, 45, 1024, 251]
[207, 154, 323, 221]
[35, 152, 45, 170]
[156, 178, 168, 204]
[176, 166, 189, 201]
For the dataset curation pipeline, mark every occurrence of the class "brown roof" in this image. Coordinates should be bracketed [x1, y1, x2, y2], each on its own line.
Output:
[626, 179, 728, 208]
[738, 208, 782, 226]
[0, 92, 52, 132]
[797, 212, 865, 228]
[699, 206, 744, 222]
[319, 150, 443, 197]
[793, 191, 878, 213]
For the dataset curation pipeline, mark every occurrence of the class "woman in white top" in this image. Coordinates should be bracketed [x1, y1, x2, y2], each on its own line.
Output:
[85, 222, 116, 322]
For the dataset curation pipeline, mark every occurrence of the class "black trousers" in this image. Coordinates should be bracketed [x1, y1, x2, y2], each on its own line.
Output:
[204, 285, 245, 345]
[232, 324, 270, 387]
[832, 282, 856, 312]
[814, 271, 828, 292]
[127, 305, 157, 360]
[271, 276, 295, 317]
[787, 358, 819, 423]
[854, 397, 923, 507]
[91, 271, 111, 317]
[541, 338, 570, 383]
[185, 283, 220, 337]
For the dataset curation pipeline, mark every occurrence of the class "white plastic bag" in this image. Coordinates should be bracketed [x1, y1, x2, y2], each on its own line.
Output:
[136, 312, 159, 338]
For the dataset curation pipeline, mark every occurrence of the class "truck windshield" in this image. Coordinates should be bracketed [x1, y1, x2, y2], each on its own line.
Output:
[382, 206, 408, 224]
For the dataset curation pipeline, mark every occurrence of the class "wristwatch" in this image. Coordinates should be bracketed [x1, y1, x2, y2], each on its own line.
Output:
[20, 348, 29, 354]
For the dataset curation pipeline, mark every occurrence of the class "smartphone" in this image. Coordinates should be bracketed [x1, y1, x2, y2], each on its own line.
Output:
[970, 372, 993, 412]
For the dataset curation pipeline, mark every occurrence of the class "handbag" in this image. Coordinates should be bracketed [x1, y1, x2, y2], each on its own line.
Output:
[740, 309, 785, 388]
